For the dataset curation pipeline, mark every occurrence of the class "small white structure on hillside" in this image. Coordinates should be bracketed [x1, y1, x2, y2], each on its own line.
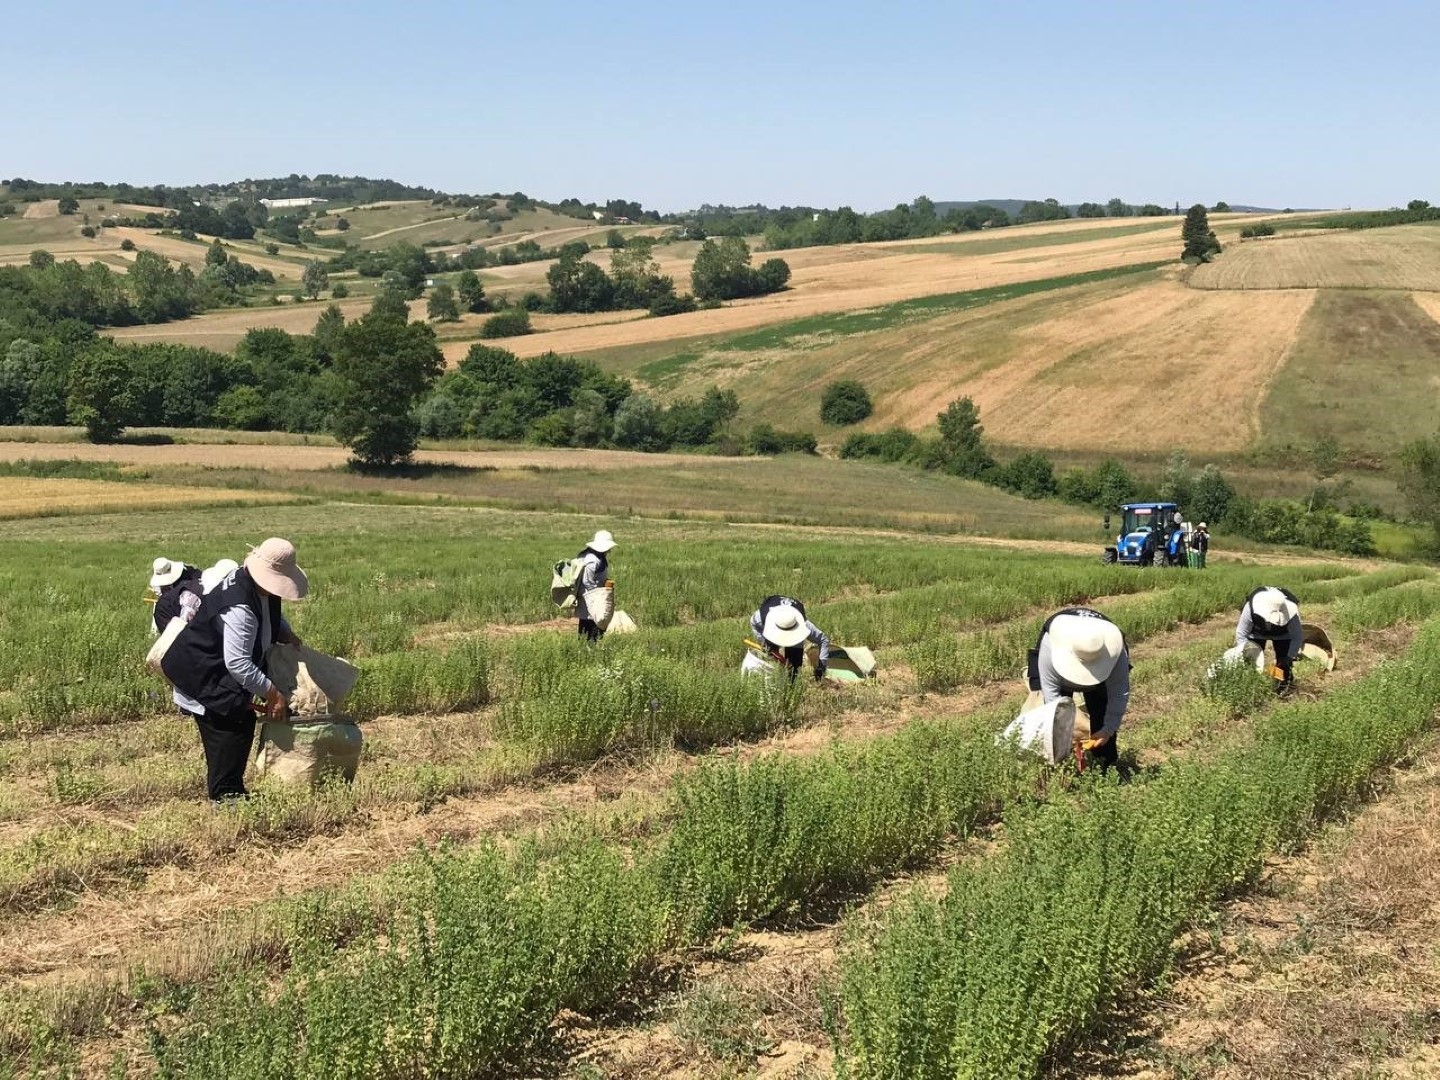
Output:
[260, 197, 327, 209]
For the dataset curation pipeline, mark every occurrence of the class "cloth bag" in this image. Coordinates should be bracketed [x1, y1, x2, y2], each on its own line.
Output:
[551, 560, 581, 610]
[997, 698, 1077, 765]
[581, 586, 616, 630]
[145, 617, 187, 677]
[254, 644, 364, 787]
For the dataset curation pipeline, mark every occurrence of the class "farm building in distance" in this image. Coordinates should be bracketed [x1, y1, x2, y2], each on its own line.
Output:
[260, 197, 327, 209]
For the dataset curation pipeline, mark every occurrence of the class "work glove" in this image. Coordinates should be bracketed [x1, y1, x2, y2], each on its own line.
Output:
[814, 662, 827, 681]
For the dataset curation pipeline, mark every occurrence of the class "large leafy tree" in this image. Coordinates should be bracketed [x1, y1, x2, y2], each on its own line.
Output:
[330, 301, 444, 466]
[67, 345, 134, 442]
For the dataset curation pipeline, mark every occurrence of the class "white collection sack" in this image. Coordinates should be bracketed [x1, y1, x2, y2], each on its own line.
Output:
[997, 698, 1077, 765]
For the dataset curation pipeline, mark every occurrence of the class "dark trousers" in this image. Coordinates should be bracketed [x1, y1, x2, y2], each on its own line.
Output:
[579, 618, 602, 644]
[189, 707, 256, 801]
[1079, 685, 1119, 768]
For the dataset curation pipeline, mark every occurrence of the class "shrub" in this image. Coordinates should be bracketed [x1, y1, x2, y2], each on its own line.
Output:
[994, 451, 1057, 498]
[649, 293, 697, 317]
[79, 225, 97, 238]
[119, 238, 136, 252]
[480, 310, 533, 339]
[331, 282, 350, 299]
[840, 428, 925, 463]
[747, 424, 817, 455]
[820, 380, 873, 426]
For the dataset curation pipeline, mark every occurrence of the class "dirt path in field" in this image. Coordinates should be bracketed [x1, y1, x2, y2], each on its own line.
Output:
[21, 201, 58, 219]
[361, 213, 464, 240]
[0, 440, 752, 472]
[1063, 734, 1440, 1080]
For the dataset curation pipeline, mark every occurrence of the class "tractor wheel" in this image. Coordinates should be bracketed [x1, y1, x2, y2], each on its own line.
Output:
[1102, 548, 1118, 565]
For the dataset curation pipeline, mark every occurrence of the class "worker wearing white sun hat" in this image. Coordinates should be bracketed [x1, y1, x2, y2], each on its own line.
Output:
[575, 529, 616, 643]
[750, 594, 830, 681]
[1028, 607, 1130, 768]
[1226, 586, 1302, 686]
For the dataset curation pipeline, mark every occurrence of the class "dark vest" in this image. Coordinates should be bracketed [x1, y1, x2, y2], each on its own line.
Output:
[1243, 586, 1298, 642]
[162, 567, 282, 716]
[759, 595, 806, 622]
[1028, 607, 1129, 692]
[152, 569, 202, 633]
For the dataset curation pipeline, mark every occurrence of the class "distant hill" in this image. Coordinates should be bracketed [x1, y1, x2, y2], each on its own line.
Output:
[934, 199, 1329, 217]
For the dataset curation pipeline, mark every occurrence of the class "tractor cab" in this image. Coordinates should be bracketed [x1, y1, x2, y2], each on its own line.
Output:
[1104, 502, 1183, 566]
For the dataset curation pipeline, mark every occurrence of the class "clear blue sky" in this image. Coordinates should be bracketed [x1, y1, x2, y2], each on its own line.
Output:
[5, 0, 1435, 212]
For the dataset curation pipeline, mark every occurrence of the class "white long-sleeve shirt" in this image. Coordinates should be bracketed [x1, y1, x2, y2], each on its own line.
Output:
[1236, 597, 1303, 659]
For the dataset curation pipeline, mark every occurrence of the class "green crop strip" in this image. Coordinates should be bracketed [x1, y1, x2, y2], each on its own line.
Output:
[830, 617, 1440, 1080]
[35, 573, 1426, 1079]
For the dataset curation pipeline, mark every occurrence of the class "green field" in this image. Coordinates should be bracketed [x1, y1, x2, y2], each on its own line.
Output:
[1259, 289, 1440, 453]
[2, 483, 1434, 1077]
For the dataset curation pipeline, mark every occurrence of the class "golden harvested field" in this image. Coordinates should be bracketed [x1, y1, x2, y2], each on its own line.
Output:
[98, 217, 1184, 359]
[106, 297, 381, 350]
[0, 441, 751, 472]
[1189, 224, 1440, 290]
[451, 223, 1185, 362]
[0, 477, 297, 518]
[0, 226, 303, 280]
[653, 274, 1313, 454]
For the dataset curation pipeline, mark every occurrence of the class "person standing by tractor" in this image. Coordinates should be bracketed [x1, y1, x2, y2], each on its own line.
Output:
[1192, 522, 1210, 568]
[1028, 608, 1130, 769]
[750, 595, 830, 681]
[1226, 586, 1302, 690]
[575, 530, 616, 644]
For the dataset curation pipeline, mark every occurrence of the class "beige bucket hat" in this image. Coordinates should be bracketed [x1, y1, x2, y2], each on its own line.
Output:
[1047, 613, 1125, 687]
[245, 538, 309, 600]
[763, 606, 810, 648]
[587, 530, 616, 553]
[150, 557, 185, 590]
[1252, 588, 1298, 628]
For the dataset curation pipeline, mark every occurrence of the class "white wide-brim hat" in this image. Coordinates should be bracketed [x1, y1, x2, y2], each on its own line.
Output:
[245, 538, 309, 600]
[762, 606, 810, 648]
[1048, 613, 1125, 687]
[1252, 588, 1298, 628]
[200, 558, 240, 594]
[150, 557, 184, 589]
[587, 530, 616, 553]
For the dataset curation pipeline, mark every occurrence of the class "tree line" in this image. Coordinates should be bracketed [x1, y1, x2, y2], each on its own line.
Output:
[836, 396, 1374, 556]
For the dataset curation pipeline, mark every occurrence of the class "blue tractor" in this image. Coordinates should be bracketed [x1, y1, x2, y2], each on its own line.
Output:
[1103, 502, 1188, 567]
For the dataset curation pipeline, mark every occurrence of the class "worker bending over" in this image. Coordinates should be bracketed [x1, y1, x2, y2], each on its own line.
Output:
[1030, 607, 1130, 769]
[1229, 586, 1302, 687]
[751, 595, 830, 681]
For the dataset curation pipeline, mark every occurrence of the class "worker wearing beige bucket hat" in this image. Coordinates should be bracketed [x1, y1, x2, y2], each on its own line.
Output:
[1231, 586, 1302, 688]
[750, 594, 831, 681]
[575, 530, 616, 643]
[1028, 607, 1130, 768]
[162, 538, 307, 802]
